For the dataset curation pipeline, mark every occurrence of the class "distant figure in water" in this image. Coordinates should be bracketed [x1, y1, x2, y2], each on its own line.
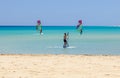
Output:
[36, 20, 42, 35]
[76, 20, 83, 35]
[63, 32, 69, 48]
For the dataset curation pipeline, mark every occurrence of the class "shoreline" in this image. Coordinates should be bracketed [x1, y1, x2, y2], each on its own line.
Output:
[0, 53, 120, 56]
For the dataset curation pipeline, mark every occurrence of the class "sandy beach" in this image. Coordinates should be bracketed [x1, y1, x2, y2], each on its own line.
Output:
[0, 54, 120, 78]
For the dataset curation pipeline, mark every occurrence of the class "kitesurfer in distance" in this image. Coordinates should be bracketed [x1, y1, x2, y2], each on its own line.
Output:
[76, 20, 83, 35]
[36, 20, 43, 35]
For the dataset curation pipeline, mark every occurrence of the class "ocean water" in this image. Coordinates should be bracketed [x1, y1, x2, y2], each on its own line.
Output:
[0, 26, 120, 55]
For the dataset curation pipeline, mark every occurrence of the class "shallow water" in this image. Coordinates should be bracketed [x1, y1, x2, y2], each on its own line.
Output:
[0, 26, 120, 55]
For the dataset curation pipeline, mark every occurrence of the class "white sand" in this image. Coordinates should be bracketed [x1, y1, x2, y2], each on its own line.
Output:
[0, 54, 120, 78]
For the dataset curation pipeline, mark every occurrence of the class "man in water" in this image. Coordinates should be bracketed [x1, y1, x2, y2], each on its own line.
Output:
[36, 20, 42, 35]
[63, 33, 69, 48]
[76, 20, 83, 35]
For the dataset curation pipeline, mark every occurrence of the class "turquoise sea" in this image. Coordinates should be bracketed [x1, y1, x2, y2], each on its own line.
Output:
[0, 26, 120, 55]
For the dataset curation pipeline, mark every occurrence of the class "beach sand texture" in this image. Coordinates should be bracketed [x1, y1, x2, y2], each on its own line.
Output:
[0, 54, 120, 78]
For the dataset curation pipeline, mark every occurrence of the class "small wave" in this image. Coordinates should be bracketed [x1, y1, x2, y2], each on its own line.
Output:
[67, 46, 76, 48]
[48, 46, 76, 49]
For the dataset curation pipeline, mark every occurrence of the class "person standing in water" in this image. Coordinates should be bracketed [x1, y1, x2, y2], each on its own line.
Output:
[63, 33, 69, 48]
[36, 20, 42, 35]
[76, 20, 83, 35]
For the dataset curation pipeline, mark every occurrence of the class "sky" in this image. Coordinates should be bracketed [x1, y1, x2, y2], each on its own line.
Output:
[0, 0, 120, 26]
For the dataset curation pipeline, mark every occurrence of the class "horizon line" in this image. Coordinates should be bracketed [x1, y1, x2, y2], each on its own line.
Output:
[0, 25, 120, 27]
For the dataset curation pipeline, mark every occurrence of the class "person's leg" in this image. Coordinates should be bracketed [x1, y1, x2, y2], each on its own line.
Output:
[80, 29, 82, 35]
[66, 41, 69, 47]
[40, 29, 42, 34]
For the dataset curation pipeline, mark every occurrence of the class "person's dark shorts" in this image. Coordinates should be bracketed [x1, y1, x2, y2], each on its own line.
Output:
[64, 39, 67, 42]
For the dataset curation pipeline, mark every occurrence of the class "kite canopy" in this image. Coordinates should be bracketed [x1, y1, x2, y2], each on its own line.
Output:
[78, 20, 82, 24]
[37, 20, 41, 24]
